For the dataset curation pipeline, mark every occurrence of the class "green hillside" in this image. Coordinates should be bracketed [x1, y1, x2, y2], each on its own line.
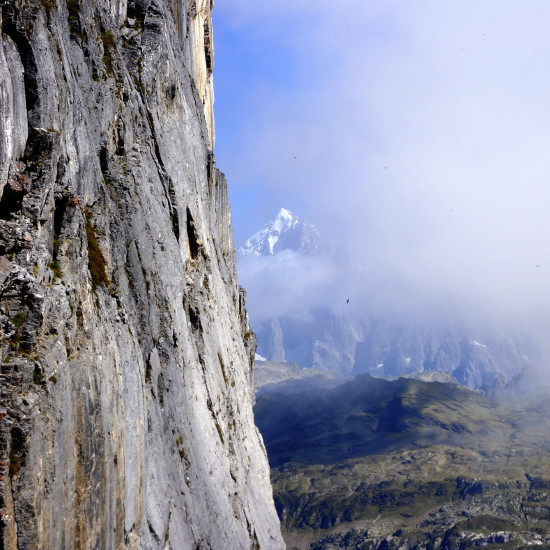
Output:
[255, 375, 550, 548]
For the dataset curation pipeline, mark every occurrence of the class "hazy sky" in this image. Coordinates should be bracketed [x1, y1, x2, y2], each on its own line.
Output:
[213, 1, 550, 325]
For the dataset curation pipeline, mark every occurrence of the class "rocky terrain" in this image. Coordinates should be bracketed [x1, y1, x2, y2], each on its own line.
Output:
[0, 1, 283, 548]
[255, 375, 550, 549]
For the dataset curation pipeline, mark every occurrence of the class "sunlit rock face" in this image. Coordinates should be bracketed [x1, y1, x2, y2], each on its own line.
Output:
[0, 1, 283, 548]
[174, 0, 215, 149]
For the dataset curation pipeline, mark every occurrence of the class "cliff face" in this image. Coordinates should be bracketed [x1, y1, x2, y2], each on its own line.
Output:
[0, 1, 283, 548]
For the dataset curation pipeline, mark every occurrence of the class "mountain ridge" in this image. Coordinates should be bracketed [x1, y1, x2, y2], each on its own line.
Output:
[240, 209, 537, 388]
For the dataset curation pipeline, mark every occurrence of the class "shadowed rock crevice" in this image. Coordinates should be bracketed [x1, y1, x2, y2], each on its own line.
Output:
[0, 175, 27, 221]
[186, 207, 200, 260]
[1, 9, 39, 123]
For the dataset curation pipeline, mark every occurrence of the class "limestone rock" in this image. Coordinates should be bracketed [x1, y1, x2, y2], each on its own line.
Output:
[0, 1, 283, 548]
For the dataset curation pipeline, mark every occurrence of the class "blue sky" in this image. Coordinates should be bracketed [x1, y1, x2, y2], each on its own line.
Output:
[212, 1, 550, 326]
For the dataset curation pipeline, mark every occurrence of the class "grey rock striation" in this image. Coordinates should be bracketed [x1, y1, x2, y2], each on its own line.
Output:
[0, 0, 283, 548]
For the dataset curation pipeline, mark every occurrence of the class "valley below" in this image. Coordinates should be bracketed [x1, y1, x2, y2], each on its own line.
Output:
[255, 366, 550, 549]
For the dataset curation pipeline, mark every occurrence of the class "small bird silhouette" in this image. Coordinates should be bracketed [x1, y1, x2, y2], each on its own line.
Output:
[346, 298, 350, 304]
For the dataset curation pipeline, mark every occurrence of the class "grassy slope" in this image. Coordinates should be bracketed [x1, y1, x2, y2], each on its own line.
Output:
[255, 375, 550, 549]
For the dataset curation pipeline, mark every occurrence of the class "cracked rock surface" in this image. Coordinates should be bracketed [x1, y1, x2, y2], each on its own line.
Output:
[0, 0, 283, 548]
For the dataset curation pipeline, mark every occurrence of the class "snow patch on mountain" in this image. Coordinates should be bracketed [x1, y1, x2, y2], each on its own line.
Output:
[239, 208, 323, 256]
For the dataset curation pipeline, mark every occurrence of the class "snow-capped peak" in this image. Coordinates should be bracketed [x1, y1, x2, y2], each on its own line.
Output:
[239, 208, 322, 256]
[276, 207, 295, 224]
[271, 208, 298, 234]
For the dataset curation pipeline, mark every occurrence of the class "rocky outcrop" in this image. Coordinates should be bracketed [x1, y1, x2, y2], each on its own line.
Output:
[0, 1, 283, 548]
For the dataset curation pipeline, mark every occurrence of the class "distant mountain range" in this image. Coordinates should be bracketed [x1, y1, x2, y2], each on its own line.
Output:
[239, 209, 538, 389]
[245, 210, 548, 548]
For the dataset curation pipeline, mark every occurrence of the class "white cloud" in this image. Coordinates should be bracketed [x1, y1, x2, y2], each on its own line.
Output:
[215, 1, 550, 332]
[238, 251, 344, 321]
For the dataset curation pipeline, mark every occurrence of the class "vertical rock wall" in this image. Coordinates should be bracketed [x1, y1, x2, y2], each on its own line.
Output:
[0, 1, 283, 548]
[172, 0, 215, 149]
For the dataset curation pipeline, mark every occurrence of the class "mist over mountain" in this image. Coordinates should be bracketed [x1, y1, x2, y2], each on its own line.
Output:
[238, 209, 539, 388]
